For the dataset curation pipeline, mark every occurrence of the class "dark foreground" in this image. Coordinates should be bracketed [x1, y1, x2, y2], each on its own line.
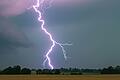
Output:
[0, 75, 120, 80]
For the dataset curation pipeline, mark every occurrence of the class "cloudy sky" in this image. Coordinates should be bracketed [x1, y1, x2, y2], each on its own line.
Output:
[0, 0, 120, 69]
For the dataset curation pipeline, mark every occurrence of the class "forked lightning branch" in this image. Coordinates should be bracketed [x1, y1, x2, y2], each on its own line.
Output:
[32, 0, 72, 69]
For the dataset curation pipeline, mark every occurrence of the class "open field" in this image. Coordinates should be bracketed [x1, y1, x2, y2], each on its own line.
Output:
[0, 75, 120, 80]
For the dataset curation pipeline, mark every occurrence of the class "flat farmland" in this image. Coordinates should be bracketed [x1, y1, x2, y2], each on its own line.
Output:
[0, 75, 120, 80]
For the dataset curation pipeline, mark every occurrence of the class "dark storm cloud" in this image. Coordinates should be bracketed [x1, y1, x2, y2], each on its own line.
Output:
[45, 0, 120, 26]
[0, 17, 31, 54]
[0, 0, 120, 69]
[11, 11, 38, 27]
[0, 0, 34, 16]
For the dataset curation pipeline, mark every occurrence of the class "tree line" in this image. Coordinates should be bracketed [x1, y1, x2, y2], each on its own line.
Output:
[0, 65, 120, 75]
[0, 65, 82, 75]
[101, 66, 120, 74]
[0, 65, 31, 74]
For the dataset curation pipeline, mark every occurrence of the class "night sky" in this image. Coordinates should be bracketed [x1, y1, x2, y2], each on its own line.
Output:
[0, 0, 120, 69]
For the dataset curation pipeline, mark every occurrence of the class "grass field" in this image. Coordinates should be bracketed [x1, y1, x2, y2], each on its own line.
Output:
[0, 75, 120, 80]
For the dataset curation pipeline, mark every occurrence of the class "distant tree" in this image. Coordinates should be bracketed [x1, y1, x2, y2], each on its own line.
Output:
[70, 68, 82, 75]
[60, 68, 82, 75]
[101, 66, 120, 74]
[115, 66, 120, 74]
[52, 69, 60, 74]
[42, 69, 52, 74]
[2, 66, 12, 74]
[12, 65, 21, 74]
[1, 65, 21, 74]
[21, 68, 31, 74]
[36, 69, 42, 74]
[115, 66, 120, 71]
[60, 68, 69, 72]
[0, 70, 1, 74]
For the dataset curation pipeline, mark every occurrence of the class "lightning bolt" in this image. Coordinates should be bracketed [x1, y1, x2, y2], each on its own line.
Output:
[32, 0, 72, 69]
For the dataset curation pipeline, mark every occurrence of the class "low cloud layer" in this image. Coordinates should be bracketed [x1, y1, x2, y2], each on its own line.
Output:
[0, 0, 96, 16]
[0, 0, 34, 16]
[0, 17, 30, 48]
[54, 0, 95, 4]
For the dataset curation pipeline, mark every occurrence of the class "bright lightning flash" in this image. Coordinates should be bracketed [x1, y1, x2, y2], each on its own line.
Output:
[32, 0, 72, 69]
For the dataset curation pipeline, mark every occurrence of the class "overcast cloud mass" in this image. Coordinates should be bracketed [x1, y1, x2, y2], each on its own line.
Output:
[0, 0, 120, 69]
